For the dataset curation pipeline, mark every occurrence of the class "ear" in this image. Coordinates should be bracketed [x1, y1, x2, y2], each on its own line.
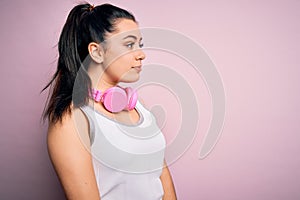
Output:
[88, 42, 104, 64]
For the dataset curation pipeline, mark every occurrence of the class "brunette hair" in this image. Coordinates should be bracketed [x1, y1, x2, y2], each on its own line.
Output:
[41, 3, 136, 123]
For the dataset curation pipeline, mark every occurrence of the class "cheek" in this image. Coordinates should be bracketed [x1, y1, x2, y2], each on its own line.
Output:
[114, 53, 134, 68]
[105, 53, 135, 80]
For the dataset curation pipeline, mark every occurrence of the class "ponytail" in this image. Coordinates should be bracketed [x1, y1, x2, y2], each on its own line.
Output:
[42, 3, 136, 123]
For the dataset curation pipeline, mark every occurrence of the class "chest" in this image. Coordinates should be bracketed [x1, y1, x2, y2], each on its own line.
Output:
[93, 103, 141, 126]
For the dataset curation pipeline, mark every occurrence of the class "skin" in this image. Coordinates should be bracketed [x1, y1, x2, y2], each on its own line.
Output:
[47, 18, 177, 200]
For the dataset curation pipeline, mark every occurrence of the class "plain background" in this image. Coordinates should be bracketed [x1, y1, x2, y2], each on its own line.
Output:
[0, 0, 299, 199]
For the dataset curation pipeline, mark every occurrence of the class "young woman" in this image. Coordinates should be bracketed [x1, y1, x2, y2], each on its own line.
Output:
[42, 3, 177, 200]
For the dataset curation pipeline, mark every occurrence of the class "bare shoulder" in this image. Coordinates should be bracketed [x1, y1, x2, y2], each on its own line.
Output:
[47, 107, 100, 199]
[47, 107, 90, 151]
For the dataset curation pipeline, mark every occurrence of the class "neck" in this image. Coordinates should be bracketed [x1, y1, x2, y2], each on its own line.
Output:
[94, 76, 118, 92]
[88, 63, 119, 92]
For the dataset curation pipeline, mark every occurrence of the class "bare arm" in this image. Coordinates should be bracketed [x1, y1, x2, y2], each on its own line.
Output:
[47, 108, 100, 200]
[160, 159, 177, 200]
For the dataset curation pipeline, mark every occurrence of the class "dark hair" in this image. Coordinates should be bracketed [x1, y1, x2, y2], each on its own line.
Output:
[41, 3, 136, 123]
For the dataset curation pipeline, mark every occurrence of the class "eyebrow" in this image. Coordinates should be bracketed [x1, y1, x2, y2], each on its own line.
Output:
[123, 35, 143, 41]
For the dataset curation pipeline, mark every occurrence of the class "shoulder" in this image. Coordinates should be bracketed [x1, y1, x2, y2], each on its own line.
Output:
[46, 106, 100, 199]
[47, 106, 91, 152]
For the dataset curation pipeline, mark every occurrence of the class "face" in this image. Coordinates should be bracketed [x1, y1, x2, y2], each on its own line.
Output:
[101, 19, 146, 84]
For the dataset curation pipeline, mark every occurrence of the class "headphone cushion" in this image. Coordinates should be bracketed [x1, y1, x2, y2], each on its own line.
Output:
[102, 87, 128, 112]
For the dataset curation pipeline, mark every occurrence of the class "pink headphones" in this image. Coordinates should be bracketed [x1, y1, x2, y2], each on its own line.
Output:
[91, 86, 138, 113]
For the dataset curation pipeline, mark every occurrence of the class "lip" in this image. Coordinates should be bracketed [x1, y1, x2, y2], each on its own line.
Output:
[132, 65, 142, 72]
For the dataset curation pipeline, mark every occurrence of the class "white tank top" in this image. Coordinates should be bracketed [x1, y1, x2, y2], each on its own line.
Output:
[80, 100, 166, 200]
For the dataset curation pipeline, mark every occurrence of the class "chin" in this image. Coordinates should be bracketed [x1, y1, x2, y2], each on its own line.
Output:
[120, 75, 140, 83]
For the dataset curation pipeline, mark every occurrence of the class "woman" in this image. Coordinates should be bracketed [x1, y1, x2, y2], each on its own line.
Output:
[42, 3, 177, 200]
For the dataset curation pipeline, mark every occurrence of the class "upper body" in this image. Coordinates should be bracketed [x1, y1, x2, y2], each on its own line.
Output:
[78, 99, 166, 200]
[43, 3, 177, 200]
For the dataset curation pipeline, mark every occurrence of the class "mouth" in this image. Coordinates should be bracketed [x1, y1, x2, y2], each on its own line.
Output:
[131, 65, 142, 72]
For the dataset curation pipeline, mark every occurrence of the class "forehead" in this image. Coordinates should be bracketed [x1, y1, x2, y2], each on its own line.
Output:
[105, 19, 142, 41]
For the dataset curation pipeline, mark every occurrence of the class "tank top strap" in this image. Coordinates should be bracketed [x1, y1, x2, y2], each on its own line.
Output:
[135, 99, 151, 116]
[79, 106, 96, 145]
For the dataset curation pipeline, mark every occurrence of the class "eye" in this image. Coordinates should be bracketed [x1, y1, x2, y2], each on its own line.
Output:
[125, 42, 144, 49]
[126, 42, 134, 48]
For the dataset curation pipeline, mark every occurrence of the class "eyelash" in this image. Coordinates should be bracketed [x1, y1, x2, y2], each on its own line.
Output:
[126, 42, 144, 49]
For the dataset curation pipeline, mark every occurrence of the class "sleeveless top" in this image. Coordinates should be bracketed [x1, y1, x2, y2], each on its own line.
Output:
[80, 100, 166, 200]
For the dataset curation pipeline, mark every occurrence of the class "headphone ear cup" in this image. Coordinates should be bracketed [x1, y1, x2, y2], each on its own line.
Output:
[102, 87, 128, 112]
[125, 87, 138, 110]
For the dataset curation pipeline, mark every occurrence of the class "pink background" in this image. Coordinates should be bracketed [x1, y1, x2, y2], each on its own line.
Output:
[1, 0, 300, 199]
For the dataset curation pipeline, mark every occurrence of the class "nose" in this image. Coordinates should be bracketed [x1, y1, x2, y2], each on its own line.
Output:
[135, 49, 146, 61]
